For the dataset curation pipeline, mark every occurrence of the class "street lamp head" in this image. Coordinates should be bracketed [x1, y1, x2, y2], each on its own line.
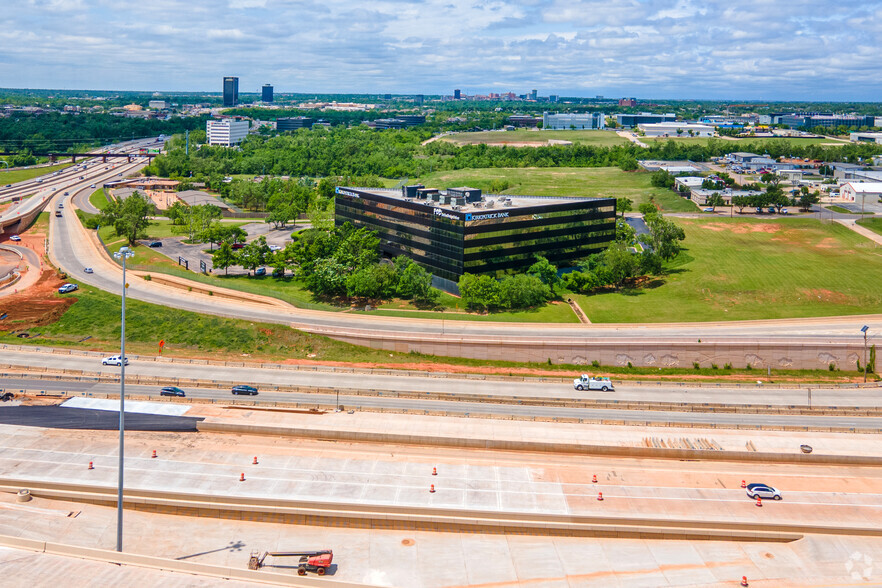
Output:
[113, 247, 135, 261]
[861, 325, 869, 333]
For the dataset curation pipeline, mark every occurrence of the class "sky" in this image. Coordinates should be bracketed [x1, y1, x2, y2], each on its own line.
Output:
[2, 0, 880, 100]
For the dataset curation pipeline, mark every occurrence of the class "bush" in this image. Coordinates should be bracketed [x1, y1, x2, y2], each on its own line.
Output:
[828, 362, 836, 371]
[591, 360, 600, 368]
[724, 362, 732, 370]
[498, 274, 550, 309]
[693, 362, 700, 370]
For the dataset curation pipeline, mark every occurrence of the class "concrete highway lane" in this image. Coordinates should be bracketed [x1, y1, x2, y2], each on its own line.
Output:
[4, 377, 882, 430]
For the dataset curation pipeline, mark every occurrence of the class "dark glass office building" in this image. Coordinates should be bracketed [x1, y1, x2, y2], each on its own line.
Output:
[335, 186, 615, 285]
[261, 84, 273, 103]
[223, 76, 239, 107]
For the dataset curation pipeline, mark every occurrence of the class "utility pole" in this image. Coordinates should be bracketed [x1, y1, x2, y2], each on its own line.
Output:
[185, 130, 190, 156]
[862, 326, 869, 383]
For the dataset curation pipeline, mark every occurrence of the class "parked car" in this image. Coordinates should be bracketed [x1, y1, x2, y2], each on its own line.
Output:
[58, 283, 78, 294]
[9, 235, 21, 242]
[268, 244, 282, 252]
[254, 268, 266, 276]
[231, 243, 245, 250]
[755, 207, 763, 214]
[768, 206, 776, 214]
[102, 355, 129, 366]
[148, 241, 162, 248]
[780, 208, 789, 215]
[232, 385, 258, 396]
[746, 483, 782, 500]
[83, 267, 93, 274]
[703, 208, 714, 213]
[160, 386, 186, 397]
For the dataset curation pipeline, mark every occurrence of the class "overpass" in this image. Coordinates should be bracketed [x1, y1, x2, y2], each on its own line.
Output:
[0, 152, 157, 164]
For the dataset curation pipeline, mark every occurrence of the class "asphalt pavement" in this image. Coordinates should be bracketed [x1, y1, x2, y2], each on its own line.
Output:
[0, 405, 201, 431]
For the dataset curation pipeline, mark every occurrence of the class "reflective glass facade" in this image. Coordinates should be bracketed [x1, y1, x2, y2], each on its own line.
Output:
[335, 187, 615, 281]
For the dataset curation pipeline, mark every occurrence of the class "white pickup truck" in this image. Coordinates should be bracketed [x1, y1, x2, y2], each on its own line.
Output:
[573, 375, 614, 392]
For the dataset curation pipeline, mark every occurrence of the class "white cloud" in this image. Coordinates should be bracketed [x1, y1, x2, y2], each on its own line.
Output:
[0, 0, 879, 99]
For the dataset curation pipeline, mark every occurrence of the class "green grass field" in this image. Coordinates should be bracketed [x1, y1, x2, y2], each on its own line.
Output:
[442, 129, 628, 147]
[0, 162, 74, 185]
[857, 217, 882, 236]
[89, 189, 110, 211]
[825, 205, 872, 215]
[572, 217, 882, 323]
[417, 167, 698, 212]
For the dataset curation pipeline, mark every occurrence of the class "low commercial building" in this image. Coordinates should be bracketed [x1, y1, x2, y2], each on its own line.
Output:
[638, 122, 714, 137]
[616, 113, 676, 128]
[148, 100, 168, 110]
[840, 182, 882, 207]
[334, 185, 616, 290]
[369, 115, 426, 129]
[276, 117, 314, 131]
[674, 177, 705, 190]
[542, 112, 605, 130]
[206, 118, 250, 146]
[638, 160, 701, 173]
[507, 115, 542, 128]
[850, 132, 882, 144]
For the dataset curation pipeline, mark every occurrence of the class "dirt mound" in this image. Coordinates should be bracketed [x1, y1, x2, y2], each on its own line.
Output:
[0, 269, 75, 330]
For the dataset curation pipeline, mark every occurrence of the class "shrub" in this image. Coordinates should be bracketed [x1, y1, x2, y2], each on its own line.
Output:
[828, 362, 836, 371]
[591, 360, 600, 368]
[693, 362, 700, 370]
[711, 363, 719, 370]
[724, 363, 732, 370]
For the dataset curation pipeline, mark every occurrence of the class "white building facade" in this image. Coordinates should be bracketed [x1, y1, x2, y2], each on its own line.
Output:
[840, 182, 882, 206]
[639, 122, 715, 137]
[206, 118, 250, 146]
[542, 112, 605, 130]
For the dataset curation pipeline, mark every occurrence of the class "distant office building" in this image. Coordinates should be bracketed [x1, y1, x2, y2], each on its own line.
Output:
[148, 100, 168, 110]
[762, 112, 874, 129]
[542, 112, 605, 130]
[507, 115, 542, 128]
[384, 94, 392, 100]
[549, 95, 558, 103]
[850, 131, 882, 144]
[261, 84, 273, 103]
[638, 122, 714, 137]
[276, 116, 315, 131]
[530, 89, 538, 101]
[615, 113, 676, 128]
[206, 118, 249, 146]
[414, 94, 424, 106]
[223, 76, 239, 107]
[618, 98, 636, 107]
[369, 115, 426, 130]
[454, 89, 461, 100]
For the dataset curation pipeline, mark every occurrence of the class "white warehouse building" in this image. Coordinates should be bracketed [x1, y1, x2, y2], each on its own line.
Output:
[207, 118, 250, 146]
[840, 182, 882, 207]
[542, 112, 605, 130]
[639, 122, 715, 138]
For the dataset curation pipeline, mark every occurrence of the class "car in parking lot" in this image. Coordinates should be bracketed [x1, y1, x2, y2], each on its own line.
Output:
[102, 355, 129, 366]
[231, 385, 258, 396]
[268, 244, 282, 252]
[148, 241, 162, 248]
[160, 386, 186, 397]
[780, 208, 788, 215]
[254, 268, 266, 276]
[9, 235, 21, 242]
[83, 267, 93, 274]
[746, 483, 781, 500]
[703, 207, 714, 213]
[58, 283, 78, 294]
[231, 243, 245, 250]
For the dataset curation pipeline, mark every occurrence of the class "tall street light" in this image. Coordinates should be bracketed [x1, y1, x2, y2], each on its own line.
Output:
[861, 325, 869, 384]
[113, 246, 134, 552]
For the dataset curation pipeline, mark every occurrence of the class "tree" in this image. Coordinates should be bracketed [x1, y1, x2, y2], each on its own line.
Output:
[603, 243, 640, 287]
[731, 195, 749, 214]
[306, 258, 348, 298]
[166, 201, 187, 225]
[238, 236, 270, 275]
[616, 197, 633, 218]
[615, 217, 636, 244]
[346, 263, 398, 300]
[458, 273, 501, 311]
[706, 193, 725, 211]
[100, 191, 153, 246]
[395, 257, 437, 305]
[499, 274, 550, 309]
[211, 242, 236, 275]
[639, 214, 686, 261]
[527, 256, 560, 293]
[307, 197, 335, 231]
[649, 170, 675, 189]
[761, 172, 780, 186]
[798, 190, 820, 211]
[638, 202, 657, 216]
[639, 250, 663, 275]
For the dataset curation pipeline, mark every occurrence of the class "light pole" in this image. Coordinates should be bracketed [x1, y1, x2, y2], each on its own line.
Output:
[113, 246, 134, 552]
[861, 325, 869, 383]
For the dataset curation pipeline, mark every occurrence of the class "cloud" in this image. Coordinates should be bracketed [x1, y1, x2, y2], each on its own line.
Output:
[0, 0, 879, 99]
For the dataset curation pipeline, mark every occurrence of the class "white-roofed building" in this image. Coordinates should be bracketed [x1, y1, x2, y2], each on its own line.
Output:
[840, 182, 882, 207]
[639, 122, 715, 137]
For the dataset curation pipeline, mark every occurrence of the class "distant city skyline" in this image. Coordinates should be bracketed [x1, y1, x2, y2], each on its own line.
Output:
[2, 1, 880, 101]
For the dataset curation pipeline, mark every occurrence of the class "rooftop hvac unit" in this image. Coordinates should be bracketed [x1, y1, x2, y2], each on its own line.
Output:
[503, 200, 513, 206]
[485, 200, 495, 208]
[451, 205, 461, 211]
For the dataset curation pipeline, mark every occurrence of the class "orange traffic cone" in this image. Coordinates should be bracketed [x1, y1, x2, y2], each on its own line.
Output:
[88, 461, 94, 470]
[432, 467, 437, 476]
[151, 450, 157, 459]
[741, 480, 746, 488]
[755, 496, 762, 507]
[253, 456, 258, 465]
[240, 473, 246, 482]
[597, 492, 603, 501]
[741, 576, 749, 587]
[430, 484, 436, 493]
[592, 474, 598, 483]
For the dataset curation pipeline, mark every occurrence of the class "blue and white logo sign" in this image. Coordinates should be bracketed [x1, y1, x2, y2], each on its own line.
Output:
[465, 211, 509, 221]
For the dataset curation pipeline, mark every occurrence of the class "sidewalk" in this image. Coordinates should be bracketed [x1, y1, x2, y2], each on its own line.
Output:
[835, 217, 882, 246]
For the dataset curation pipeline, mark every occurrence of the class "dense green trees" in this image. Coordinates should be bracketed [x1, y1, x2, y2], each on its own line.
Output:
[99, 191, 154, 246]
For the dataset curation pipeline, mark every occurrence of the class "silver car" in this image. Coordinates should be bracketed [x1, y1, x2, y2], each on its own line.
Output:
[746, 483, 781, 500]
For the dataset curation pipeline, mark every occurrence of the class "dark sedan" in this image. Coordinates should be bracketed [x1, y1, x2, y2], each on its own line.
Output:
[160, 386, 186, 397]
[232, 385, 258, 396]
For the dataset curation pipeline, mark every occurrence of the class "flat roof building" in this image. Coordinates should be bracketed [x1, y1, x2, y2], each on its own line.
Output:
[639, 122, 714, 137]
[334, 186, 615, 289]
[616, 113, 676, 128]
[277, 116, 314, 131]
[261, 84, 273, 103]
[542, 112, 605, 130]
[223, 77, 239, 107]
[850, 132, 882, 144]
[207, 118, 249, 146]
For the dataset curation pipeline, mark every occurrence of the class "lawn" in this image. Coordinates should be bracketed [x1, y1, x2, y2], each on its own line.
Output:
[442, 129, 629, 147]
[0, 162, 74, 185]
[369, 298, 579, 323]
[825, 205, 872, 215]
[89, 189, 110, 211]
[572, 217, 882, 322]
[857, 217, 882, 236]
[641, 136, 841, 148]
[417, 167, 698, 212]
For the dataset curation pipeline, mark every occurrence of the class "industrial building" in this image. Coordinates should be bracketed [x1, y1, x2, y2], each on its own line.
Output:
[206, 118, 249, 146]
[840, 182, 882, 209]
[223, 77, 239, 107]
[615, 113, 677, 128]
[850, 132, 882, 144]
[638, 122, 714, 137]
[261, 84, 273, 103]
[542, 112, 605, 130]
[334, 185, 616, 289]
[276, 117, 314, 131]
[507, 115, 542, 128]
[760, 113, 874, 129]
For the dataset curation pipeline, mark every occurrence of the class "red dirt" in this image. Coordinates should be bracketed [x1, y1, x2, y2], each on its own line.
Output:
[0, 269, 74, 330]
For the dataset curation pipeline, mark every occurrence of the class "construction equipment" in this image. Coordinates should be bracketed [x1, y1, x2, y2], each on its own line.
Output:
[248, 550, 333, 576]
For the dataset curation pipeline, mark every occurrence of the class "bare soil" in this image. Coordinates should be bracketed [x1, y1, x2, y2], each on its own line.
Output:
[0, 269, 73, 330]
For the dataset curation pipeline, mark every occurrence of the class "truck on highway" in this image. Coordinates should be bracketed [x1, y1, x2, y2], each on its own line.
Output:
[54, 210, 62, 217]
[573, 375, 614, 392]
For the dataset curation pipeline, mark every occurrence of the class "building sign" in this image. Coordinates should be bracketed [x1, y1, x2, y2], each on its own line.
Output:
[465, 211, 510, 222]
[433, 208, 460, 221]
[335, 187, 361, 198]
